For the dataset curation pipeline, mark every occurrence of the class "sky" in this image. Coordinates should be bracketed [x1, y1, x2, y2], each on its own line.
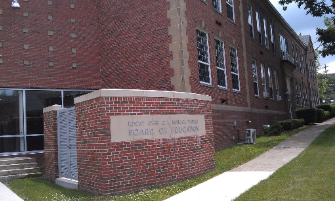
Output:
[269, 0, 335, 74]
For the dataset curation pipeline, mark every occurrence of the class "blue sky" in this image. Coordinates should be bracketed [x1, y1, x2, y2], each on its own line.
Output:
[269, 0, 335, 74]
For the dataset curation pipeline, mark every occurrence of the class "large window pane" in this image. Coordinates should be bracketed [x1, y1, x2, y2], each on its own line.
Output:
[27, 136, 44, 151]
[0, 137, 23, 153]
[26, 90, 61, 135]
[0, 90, 23, 136]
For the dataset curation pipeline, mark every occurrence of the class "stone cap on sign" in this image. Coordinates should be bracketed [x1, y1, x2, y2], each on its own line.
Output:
[74, 89, 212, 104]
[43, 104, 63, 113]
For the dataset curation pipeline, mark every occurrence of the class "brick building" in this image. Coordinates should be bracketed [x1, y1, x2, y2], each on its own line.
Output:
[0, 0, 318, 156]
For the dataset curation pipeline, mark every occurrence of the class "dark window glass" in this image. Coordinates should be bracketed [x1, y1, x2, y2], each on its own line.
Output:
[226, 0, 234, 21]
[26, 90, 61, 135]
[27, 136, 44, 151]
[0, 137, 22, 153]
[0, 90, 22, 136]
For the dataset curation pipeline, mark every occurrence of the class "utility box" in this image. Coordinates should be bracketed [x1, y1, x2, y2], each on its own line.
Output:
[246, 129, 256, 144]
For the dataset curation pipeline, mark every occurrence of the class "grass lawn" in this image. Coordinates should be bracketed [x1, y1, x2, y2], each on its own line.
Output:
[5, 126, 308, 201]
[235, 123, 335, 201]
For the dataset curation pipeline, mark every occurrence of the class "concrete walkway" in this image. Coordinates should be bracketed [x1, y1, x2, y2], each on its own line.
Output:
[165, 118, 335, 201]
[0, 182, 23, 201]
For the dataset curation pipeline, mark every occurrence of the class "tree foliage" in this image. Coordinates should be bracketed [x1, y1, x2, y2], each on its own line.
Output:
[278, 0, 335, 57]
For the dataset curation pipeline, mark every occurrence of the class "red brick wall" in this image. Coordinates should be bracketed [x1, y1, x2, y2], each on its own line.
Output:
[98, 0, 174, 91]
[43, 109, 59, 181]
[75, 95, 215, 195]
[0, 0, 101, 89]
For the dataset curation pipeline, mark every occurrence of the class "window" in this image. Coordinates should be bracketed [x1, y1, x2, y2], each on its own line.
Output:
[230, 47, 239, 90]
[252, 60, 259, 96]
[270, 24, 275, 53]
[296, 82, 300, 105]
[279, 34, 287, 57]
[268, 68, 274, 99]
[0, 89, 92, 154]
[215, 39, 226, 88]
[264, 19, 269, 49]
[226, 0, 234, 21]
[274, 71, 281, 100]
[197, 29, 211, 84]
[213, 0, 222, 12]
[248, 4, 254, 38]
[261, 64, 267, 97]
[256, 11, 261, 44]
[301, 52, 305, 74]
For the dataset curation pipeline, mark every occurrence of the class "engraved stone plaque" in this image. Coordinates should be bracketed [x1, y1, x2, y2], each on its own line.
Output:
[110, 115, 206, 142]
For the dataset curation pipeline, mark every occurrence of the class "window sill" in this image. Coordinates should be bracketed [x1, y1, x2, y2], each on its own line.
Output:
[200, 82, 213, 88]
[218, 86, 228, 90]
[213, 8, 223, 16]
[232, 90, 242, 94]
[227, 18, 236, 25]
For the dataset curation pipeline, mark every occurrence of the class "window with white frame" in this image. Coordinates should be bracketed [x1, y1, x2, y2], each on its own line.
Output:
[197, 29, 211, 84]
[279, 34, 288, 57]
[295, 47, 299, 66]
[248, 4, 254, 38]
[270, 24, 275, 53]
[213, 0, 222, 12]
[303, 55, 305, 74]
[268, 68, 274, 99]
[226, 0, 234, 21]
[274, 71, 281, 100]
[296, 82, 300, 105]
[264, 19, 269, 49]
[261, 64, 267, 97]
[215, 39, 226, 88]
[256, 11, 261, 44]
[230, 47, 240, 90]
[252, 60, 259, 96]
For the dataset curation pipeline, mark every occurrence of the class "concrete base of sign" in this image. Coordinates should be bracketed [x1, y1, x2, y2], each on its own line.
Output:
[55, 177, 78, 190]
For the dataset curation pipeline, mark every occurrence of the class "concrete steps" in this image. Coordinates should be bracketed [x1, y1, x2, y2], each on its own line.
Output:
[0, 157, 42, 182]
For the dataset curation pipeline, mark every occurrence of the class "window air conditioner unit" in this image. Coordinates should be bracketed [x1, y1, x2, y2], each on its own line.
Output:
[246, 129, 256, 144]
[263, 92, 269, 98]
[277, 95, 282, 101]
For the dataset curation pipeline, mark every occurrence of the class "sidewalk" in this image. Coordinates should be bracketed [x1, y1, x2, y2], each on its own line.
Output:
[165, 118, 335, 201]
[0, 182, 23, 201]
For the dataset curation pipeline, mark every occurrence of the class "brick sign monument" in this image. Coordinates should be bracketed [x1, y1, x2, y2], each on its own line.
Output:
[44, 89, 215, 195]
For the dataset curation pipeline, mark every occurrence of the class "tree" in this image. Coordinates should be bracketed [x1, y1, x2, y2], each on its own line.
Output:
[279, 0, 335, 57]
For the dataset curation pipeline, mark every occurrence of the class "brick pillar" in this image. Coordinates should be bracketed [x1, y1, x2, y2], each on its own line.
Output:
[43, 105, 62, 181]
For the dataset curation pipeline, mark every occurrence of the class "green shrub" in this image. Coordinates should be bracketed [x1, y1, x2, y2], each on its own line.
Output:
[277, 119, 305, 131]
[317, 109, 325, 123]
[325, 111, 330, 120]
[295, 108, 317, 125]
[263, 127, 270, 135]
[293, 118, 305, 128]
[277, 119, 294, 130]
[268, 123, 283, 136]
[317, 104, 334, 116]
